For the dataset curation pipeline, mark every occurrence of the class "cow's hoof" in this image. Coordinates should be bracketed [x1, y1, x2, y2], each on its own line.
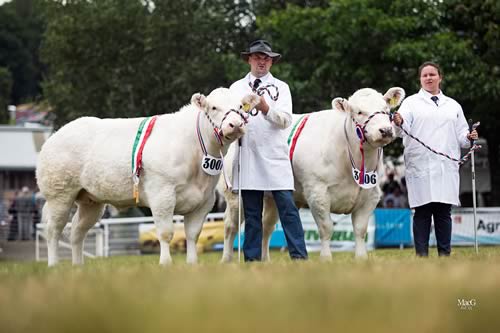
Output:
[319, 253, 332, 262]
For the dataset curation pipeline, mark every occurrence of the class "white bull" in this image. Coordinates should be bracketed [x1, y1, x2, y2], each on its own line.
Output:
[220, 87, 405, 261]
[37, 88, 259, 266]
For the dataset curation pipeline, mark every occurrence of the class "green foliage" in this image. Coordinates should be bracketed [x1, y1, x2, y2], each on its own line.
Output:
[40, 0, 254, 126]
[5, 0, 499, 202]
[0, 66, 13, 123]
[0, 0, 44, 105]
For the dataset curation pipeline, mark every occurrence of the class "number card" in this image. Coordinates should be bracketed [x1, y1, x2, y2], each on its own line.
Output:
[201, 154, 223, 176]
[351, 168, 378, 189]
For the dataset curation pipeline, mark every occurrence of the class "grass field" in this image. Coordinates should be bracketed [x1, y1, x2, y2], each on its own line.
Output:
[1, 247, 499, 333]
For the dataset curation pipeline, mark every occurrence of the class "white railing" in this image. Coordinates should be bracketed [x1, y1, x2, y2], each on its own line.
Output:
[35, 212, 225, 261]
[35, 223, 104, 261]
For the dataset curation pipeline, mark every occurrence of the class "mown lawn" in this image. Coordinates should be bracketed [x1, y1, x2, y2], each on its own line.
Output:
[1, 247, 499, 333]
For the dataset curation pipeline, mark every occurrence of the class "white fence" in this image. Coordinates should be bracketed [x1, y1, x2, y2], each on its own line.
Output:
[35, 212, 225, 261]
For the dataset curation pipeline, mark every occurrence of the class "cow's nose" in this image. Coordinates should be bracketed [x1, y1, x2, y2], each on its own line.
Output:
[228, 121, 243, 130]
[379, 127, 393, 138]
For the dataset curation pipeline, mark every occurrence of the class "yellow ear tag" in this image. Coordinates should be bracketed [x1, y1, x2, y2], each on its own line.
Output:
[243, 103, 251, 112]
[390, 97, 397, 107]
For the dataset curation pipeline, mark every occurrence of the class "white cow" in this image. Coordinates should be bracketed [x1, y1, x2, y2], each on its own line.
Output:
[220, 87, 405, 262]
[37, 88, 259, 266]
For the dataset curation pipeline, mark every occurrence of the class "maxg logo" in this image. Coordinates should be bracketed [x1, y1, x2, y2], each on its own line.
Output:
[457, 298, 477, 310]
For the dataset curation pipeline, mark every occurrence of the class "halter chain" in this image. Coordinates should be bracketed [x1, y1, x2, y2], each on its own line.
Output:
[247, 81, 280, 116]
[396, 121, 481, 166]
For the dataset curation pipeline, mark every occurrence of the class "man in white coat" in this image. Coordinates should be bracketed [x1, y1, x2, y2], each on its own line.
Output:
[393, 61, 478, 257]
[230, 39, 308, 261]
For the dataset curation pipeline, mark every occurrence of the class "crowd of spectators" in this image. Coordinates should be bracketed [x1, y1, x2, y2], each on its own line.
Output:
[379, 173, 409, 208]
[0, 186, 45, 242]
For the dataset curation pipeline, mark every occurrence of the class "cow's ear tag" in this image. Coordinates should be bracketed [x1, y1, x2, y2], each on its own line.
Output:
[389, 97, 397, 107]
[243, 103, 251, 112]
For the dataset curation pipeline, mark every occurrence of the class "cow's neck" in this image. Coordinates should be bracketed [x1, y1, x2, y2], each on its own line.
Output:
[344, 117, 380, 171]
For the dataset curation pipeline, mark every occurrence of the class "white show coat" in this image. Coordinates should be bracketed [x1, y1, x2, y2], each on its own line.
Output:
[396, 89, 471, 208]
[230, 72, 294, 190]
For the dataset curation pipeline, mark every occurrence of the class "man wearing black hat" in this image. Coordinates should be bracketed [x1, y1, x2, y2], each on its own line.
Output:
[230, 40, 308, 262]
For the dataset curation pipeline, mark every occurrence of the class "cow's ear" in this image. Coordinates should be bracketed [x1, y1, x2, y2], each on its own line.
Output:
[241, 93, 260, 112]
[383, 87, 405, 108]
[332, 97, 350, 112]
[191, 93, 207, 110]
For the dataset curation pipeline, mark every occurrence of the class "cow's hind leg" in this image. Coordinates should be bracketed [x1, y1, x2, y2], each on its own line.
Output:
[45, 199, 75, 266]
[306, 186, 333, 261]
[150, 193, 176, 265]
[261, 195, 278, 262]
[221, 191, 241, 263]
[71, 198, 105, 265]
[184, 195, 215, 264]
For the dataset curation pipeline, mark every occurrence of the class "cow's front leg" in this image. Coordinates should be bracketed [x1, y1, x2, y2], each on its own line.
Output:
[184, 196, 215, 264]
[151, 196, 176, 265]
[306, 186, 333, 261]
[351, 208, 371, 259]
[221, 190, 240, 263]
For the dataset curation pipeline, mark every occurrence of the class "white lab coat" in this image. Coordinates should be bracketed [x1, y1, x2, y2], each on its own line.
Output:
[396, 89, 471, 208]
[230, 72, 294, 190]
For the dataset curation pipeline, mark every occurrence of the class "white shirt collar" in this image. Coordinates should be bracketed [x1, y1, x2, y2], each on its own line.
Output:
[419, 88, 444, 101]
[248, 72, 272, 85]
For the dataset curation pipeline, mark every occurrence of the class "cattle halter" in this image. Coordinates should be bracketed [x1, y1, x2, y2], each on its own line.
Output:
[351, 109, 391, 143]
[345, 114, 385, 187]
[197, 109, 247, 187]
[200, 108, 249, 147]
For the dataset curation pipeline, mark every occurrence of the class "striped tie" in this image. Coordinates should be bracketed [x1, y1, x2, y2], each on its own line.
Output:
[253, 78, 261, 90]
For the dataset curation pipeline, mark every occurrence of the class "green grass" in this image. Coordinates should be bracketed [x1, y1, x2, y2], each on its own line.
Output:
[1, 247, 499, 333]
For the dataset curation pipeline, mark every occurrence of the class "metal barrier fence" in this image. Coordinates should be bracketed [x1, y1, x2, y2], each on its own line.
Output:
[35, 212, 225, 261]
[33, 208, 500, 261]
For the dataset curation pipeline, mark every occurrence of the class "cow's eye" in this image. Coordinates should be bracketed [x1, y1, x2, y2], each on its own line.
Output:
[212, 106, 217, 111]
[358, 111, 362, 115]
[240, 104, 243, 109]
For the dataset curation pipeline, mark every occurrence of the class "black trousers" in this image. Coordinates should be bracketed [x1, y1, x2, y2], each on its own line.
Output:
[413, 202, 452, 257]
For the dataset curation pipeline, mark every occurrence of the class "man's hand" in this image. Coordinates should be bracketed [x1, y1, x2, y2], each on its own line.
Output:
[467, 129, 478, 141]
[393, 112, 403, 126]
[255, 96, 269, 115]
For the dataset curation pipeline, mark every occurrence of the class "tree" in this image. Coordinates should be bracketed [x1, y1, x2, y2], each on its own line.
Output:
[0, 0, 45, 106]
[0, 67, 13, 123]
[443, 0, 500, 205]
[40, 0, 255, 126]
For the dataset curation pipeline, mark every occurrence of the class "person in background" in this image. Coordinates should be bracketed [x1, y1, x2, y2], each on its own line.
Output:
[230, 39, 308, 262]
[393, 61, 478, 257]
[14, 187, 36, 240]
[382, 172, 401, 195]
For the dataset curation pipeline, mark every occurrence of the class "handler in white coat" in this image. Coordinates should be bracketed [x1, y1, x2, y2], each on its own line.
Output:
[393, 61, 478, 257]
[230, 39, 307, 261]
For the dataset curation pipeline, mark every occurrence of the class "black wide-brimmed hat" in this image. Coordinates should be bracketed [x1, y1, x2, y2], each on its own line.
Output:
[240, 40, 281, 64]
